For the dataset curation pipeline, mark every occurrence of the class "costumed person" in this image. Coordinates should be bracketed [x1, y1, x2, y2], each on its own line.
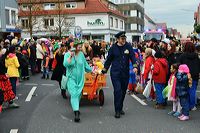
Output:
[5, 46, 20, 99]
[1, 47, 19, 108]
[152, 51, 168, 109]
[102, 31, 137, 118]
[51, 44, 67, 99]
[166, 64, 181, 117]
[36, 40, 44, 73]
[175, 64, 192, 121]
[63, 40, 92, 123]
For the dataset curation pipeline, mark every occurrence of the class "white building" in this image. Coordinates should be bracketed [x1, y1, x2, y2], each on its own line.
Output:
[18, 0, 125, 42]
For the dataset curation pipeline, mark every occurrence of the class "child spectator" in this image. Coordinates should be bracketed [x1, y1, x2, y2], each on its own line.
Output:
[152, 51, 168, 109]
[176, 64, 192, 121]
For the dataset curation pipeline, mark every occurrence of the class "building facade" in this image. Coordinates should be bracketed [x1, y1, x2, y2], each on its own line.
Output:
[0, 0, 19, 39]
[18, 0, 125, 42]
[144, 14, 156, 30]
[194, 3, 200, 25]
[109, 0, 145, 42]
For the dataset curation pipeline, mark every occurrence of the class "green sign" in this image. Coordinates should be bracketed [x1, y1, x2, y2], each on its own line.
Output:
[87, 19, 105, 26]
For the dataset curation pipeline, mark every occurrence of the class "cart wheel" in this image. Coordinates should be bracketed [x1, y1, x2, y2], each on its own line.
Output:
[99, 89, 104, 106]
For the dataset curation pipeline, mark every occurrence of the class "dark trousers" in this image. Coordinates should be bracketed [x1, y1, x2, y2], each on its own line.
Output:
[30, 59, 36, 75]
[111, 76, 129, 112]
[48, 58, 53, 71]
[0, 89, 4, 105]
[21, 66, 29, 77]
[10, 77, 17, 95]
[36, 59, 42, 73]
[180, 95, 190, 116]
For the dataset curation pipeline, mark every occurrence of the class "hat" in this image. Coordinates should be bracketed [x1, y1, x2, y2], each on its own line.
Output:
[178, 64, 190, 74]
[22, 50, 27, 54]
[154, 51, 163, 58]
[74, 40, 84, 46]
[115, 31, 126, 38]
[162, 38, 170, 44]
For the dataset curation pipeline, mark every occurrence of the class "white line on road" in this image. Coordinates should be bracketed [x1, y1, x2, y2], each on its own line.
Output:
[24, 83, 38, 86]
[10, 129, 18, 133]
[25, 86, 37, 102]
[41, 84, 55, 86]
[131, 94, 147, 106]
[197, 90, 200, 93]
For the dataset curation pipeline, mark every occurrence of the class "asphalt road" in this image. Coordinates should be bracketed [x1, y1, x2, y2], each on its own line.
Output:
[0, 73, 200, 133]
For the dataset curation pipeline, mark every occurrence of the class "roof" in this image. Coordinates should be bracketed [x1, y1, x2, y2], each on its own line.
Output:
[18, 0, 85, 4]
[18, 0, 125, 18]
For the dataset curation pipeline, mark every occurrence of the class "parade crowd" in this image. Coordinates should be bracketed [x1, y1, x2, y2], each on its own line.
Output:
[0, 32, 200, 122]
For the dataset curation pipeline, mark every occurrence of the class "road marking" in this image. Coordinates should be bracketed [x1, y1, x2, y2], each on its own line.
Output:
[25, 86, 37, 102]
[197, 90, 200, 93]
[41, 84, 55, 86]
[24, 83, 38, 86]
[131, 94, 147, 106]
[10, 129, 18, 133]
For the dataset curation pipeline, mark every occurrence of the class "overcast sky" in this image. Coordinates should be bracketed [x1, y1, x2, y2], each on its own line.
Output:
[145, 0, 199, 37]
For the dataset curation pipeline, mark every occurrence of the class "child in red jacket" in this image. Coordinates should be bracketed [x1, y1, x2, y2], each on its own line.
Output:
[152, 51, 168, 109]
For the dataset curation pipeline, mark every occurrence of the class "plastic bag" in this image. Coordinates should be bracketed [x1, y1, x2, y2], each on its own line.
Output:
[143, 79, 152, 98]
[61, 75, 68, 90]
[162, 86, 169, 99]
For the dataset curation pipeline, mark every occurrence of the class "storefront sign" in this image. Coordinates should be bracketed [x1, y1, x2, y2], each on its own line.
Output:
[87, 19, 105, 26]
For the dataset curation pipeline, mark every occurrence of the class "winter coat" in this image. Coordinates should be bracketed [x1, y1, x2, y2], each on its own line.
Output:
[29, 44, 37, 61]
[36, 43, 44, 59]
[179, 53, 200, 81]
[5, 53, 20, 77]
[176, 72, 189, 97]
[51, 53, 66, 82]
[153, 58, 168, 84]
[143, 56, 155, 80]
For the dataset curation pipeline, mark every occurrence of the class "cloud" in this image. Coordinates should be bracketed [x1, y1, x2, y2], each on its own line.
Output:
[145, 0, 199, 37]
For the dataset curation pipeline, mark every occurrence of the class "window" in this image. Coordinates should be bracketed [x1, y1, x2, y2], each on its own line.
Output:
[131, 24, 137, 30]
[22, 5, 28, 10]
[5, 9, 10, 25]
[123, 10, 130, 16]
[110, 17, 113, 27]
[44, 18, 54, 27]
[65, 3, 77, 9]
[44, 3, 56, 10]
[120, 20, 123, 29]
[11, 11, 16, 25]
[115, 19, 118, 28]
[125, 23, 131, 30]
[21, 19, 29, 28]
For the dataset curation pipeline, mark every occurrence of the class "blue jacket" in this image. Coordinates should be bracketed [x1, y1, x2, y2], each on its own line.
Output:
[176, 72, 189, 97]
[104, 42, 136, 78]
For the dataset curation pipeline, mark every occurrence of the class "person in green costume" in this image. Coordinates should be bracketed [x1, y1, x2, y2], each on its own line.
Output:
[63, 40, 92, 123]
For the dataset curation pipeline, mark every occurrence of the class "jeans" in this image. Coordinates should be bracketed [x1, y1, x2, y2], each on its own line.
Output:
[180, 95, 190, 116]
[43, 67, 49, 78]
[10, 77, 17, 95]
[111, 76, 129, 112]
[189, 80, 198, 109]
[154, 83, 165, 104]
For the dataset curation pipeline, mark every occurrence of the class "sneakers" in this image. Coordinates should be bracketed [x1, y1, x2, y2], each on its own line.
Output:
[191, 107, 197, 111]
[115, 112, 121, 118]
[179, 115, 189, 121]
[9, 103, 20, 108]
[173, 112, 181, 117]
[168, 111, 175, 116]
[178, 114, 184, 119]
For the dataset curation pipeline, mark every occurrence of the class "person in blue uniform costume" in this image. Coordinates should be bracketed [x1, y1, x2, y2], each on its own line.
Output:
[102, 31, 137, 118]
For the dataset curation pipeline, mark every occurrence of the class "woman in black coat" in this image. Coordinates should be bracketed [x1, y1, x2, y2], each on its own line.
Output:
[179, 42, 200, 110]
[51, 45, 67, 99]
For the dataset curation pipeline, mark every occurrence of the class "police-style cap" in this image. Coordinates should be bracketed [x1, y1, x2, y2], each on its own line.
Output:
[115, 31, 126, 38]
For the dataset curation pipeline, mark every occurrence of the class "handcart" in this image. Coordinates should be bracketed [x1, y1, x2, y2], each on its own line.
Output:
[82, 73, 106, 106]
